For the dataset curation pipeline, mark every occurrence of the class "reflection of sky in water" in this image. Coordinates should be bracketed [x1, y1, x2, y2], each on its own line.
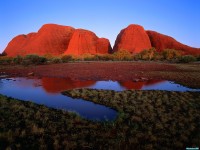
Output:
[89, 80, 200, 92]
[0, 78, 117, 121]
[141, 81, 200, 92]
[89, 81, 126, 91]
[0, 77, 199, 121]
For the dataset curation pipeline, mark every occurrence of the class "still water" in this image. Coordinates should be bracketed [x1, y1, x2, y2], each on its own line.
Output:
[0, 77, 199, 121]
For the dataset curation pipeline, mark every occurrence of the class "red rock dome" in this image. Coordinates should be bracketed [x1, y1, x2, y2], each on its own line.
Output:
[64, 29, 111, 55]
[96, 38, 112, 54]
[3, 23, 199, 57]
[4, 24, 75, 56]
[113, 24, 152, 54]
[147, 30, 200, 55]
[64, 29, 98, 55]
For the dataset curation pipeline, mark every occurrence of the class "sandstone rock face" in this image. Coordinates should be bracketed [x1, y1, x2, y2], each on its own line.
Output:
[147, 30, 200, 55]
[4, 24, 75, 56]
[64, 29, 98, 55]
[4, 24, 111, 57]
[3, 34, 34, 56]
[96, 38, 112, 54]
[64, 29, 111, 55]
[4, 23, 199, 57]
[113, 24, 152, 53]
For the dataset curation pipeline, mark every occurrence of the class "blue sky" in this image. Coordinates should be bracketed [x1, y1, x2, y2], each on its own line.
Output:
[0, 0, 200, 53]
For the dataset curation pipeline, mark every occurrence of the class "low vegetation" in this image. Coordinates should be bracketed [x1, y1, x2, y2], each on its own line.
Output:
[0, 48, 199, 65]
[1, 89, 200, 149]
[179, 55, 197, 63]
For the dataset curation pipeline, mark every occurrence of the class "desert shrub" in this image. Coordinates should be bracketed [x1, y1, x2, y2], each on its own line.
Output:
[93, 55, 101, 61]
[152, 51, 163, 60]
[51, 57, 62, 63]
[83, 54, 95, 61]
[0, 57, 13, 65]
[196, 55, 200, 61]
[113, 50, 133, 61]
[179, 55, 197, 63]
[97, 54, 114, 61]
[22, 54, 47, 65]
[162, 49, 182, 60]
[136, 48, 156, 60]
[61, 55, 73, 63]
[72, 56, 82, 61]
[43, 54, 53, 59]
[13, 55, 23, 64]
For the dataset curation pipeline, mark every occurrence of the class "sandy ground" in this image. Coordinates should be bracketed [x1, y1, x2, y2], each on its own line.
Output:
[0, 61, 200, 88]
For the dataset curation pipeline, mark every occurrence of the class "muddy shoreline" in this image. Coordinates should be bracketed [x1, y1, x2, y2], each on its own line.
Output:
[1, 61, 200, 88]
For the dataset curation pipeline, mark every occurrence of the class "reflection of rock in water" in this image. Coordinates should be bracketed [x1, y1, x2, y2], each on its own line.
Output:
[120, 80, 164, 90]
[42, 77, 96, 93]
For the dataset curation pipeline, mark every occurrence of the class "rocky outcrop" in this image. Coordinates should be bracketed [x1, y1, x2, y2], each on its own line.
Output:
[4, 24, 112, 57]
[3, 23, 199, 57]
[96, 38, 112, 54]
[64, 29, 111, 55]
[4, 24, 75, 56]
[113, 24, 152, 54]
[147, 30, 200, 55]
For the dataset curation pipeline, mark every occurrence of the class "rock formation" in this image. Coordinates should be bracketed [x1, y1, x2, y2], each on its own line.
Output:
[4, 24, 75, 56]
[3, 23, 200, 57]
[113, 24, 152, 54]
[147, 30, 200, 55]
[96, 38, 112, 54]
[64, 29, 112, 55]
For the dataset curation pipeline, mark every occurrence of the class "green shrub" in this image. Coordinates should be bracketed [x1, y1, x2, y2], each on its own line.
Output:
[152, 51, 163, 61]
[0, 57, 13, 65]
[162, 49, 182, 60]
[22, 54, 47, 65]
[179, 55, 197, 63]
[97, 54, 114, 61]
[83, 54, 95, 61]
[43, 54, 53, 59]
[196, 55, 200, 61]
[51, 57, 62, 63]
[93, 55, 101, 61]
[61, 55, 73, 62]
[113, 50, 133, 61]
[137, 48, 156, 60]
[13, 55, 23, 64]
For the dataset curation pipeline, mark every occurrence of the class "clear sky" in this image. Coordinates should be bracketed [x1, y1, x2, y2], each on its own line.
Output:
[0, 0, 200, 53]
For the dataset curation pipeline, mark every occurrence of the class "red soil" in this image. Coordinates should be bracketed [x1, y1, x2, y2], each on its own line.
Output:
[0, 62, 176, 80]
[1, 62, 200, 88]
